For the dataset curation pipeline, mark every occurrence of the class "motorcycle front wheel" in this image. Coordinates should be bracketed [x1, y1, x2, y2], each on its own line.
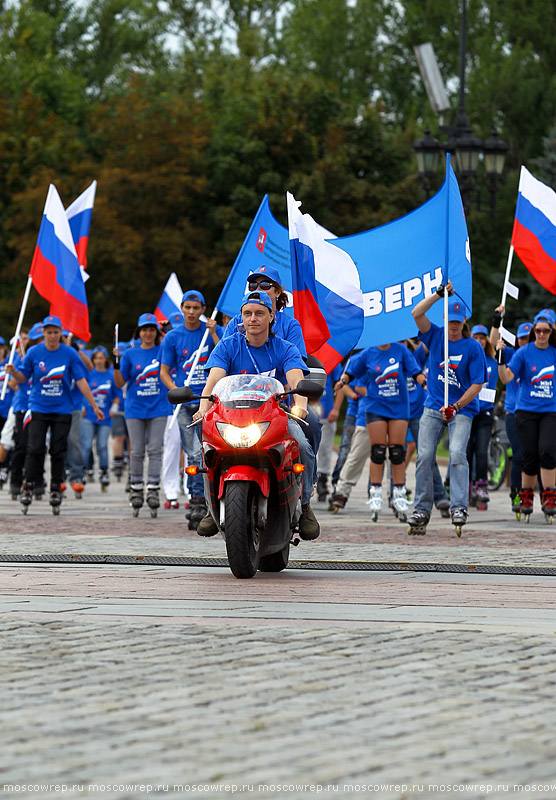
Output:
[224, 480, 260, 578]
[259, 543, 290, 573]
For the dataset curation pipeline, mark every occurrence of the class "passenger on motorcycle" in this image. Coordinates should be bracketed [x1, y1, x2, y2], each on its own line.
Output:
[193, 290, 320, 540]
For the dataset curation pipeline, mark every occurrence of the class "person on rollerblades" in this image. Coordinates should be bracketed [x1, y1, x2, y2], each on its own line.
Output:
[408, 282, 487, 536]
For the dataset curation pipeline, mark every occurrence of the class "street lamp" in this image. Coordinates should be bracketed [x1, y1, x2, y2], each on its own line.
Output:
[412, 0, 508, 214]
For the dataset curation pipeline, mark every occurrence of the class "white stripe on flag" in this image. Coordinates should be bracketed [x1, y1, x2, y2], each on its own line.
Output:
[518, 166, 556, 228]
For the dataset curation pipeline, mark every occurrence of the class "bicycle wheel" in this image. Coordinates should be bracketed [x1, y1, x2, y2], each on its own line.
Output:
[488, 440, 509, 491]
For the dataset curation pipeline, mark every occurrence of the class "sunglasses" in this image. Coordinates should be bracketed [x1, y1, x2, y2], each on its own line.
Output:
[535, 327, 551, 334]
[248, 279, 274, 291]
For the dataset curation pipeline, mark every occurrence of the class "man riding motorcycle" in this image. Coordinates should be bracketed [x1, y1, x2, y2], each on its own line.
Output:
[193, 290, 320, 540]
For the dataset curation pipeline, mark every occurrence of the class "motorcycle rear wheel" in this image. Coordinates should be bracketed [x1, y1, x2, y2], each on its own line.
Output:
[224, 481, 260, 578]
[259, 543, 290, 573]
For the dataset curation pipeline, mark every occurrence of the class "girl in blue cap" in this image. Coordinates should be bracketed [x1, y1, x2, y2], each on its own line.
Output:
[114, 314, 170, 517]
[81, 346, 121, 493]
[497, 311, 556, 521]
[466, 323, 498, 509]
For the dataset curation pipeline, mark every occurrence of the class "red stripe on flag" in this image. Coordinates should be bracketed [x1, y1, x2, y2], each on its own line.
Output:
[310, 341, 343, 373]
[512, 219, 556, 294]
[293, 288, 330, 353]
[74, 237, 89, 269]
[30, 247, 91, 340]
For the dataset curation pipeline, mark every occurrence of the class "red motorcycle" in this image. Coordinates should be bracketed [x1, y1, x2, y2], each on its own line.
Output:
[168, 374, 322, 578]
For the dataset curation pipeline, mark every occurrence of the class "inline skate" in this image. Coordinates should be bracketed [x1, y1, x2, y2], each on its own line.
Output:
[129, 483, 144, 517]
[407, 510, 429, 535]
[541, 488, 556, 524]
[451, 507, 468, 537]
[146, 484, 160, 518]
[391, 485, 409, 523]
[367, 485, 382, 522]
[518, 488, 534, 523]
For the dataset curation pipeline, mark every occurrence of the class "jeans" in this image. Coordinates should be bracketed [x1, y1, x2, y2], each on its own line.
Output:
[505, 412, 522, 489]
[332, 413, 356, 487]
[178, 403, 204, 497]
[66, 409, 84, 481]
[126, 416, 168, 486]
[466, 409, 493, 481]
[414, 407, 472, 513]
[288, 418, 316, 506]
[81, 419, 111, 470]
[25, 412, 72, 489]
[389, 417, 447, 503]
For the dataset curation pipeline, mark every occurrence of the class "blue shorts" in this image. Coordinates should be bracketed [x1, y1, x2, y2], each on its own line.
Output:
[111, 414, 128, 437]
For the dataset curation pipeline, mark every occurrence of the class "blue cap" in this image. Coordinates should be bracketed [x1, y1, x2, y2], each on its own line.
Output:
[248, 265, 282, 286]
[42, 315, 62, 329]
[447, 298, 466, 323]
[137, 313, 160, 329]
[517, 322, 533, 338]
[537, 308, 556, 326]
[0, 336, 5, 346]
[28, 323, 44, 341]
[534, 311, 554, 327]
[93, 345, 109, 358]
[241, 291, 274, 311]
[168, 311, 185, 328]
[471, 323, 488, 336]
[181, 290, 205, 305]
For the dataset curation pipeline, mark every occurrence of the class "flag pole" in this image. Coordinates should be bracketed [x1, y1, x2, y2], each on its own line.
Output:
[1, 275, 33, 401]
[443, 154, 451, 411]
[497, 244, 515, 364]
[168, 307, 219, 430]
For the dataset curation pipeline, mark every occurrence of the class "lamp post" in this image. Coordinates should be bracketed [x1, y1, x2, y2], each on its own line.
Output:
[412, 0, 508, 214]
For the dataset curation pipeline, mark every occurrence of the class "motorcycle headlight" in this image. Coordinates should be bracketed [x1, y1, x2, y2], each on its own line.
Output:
[216, 422, 270, 449]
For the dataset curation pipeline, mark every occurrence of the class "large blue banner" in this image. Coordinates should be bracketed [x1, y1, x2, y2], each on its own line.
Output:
[217, 165, 472, 348]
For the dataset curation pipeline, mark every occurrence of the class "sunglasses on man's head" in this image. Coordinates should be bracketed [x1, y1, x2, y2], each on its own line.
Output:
[248, 279, 274, 291]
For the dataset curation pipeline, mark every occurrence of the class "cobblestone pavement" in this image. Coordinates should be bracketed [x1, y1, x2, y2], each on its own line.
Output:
[1, 462, 556, 800]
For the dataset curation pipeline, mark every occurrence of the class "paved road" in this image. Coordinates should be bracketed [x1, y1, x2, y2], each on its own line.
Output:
[1, 462, 556, 799]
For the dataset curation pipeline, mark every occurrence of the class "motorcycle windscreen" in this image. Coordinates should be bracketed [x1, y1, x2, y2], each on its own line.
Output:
[213, 374, 285, 409]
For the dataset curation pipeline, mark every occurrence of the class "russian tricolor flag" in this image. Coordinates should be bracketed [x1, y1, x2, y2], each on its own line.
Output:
[30, 184, 91, 342]
[65, 180, 96, 273]
[154, 273, 184, 325]
[287, 192, 364, 373]
[511, 166, 556, 294]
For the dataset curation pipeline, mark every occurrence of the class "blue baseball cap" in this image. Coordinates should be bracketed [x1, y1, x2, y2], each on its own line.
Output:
[535, 308, 555, 326]
[471, 323, 488, 336]
[181, 290, 205, 306]
[137, 313, 160, 329]
[0, 336, 5, 346]
[447, 298, 466, 323]
[28, 323, 44, 341]
[248, 265, 282, 286]
[241, 291, 274, 312]
[93, 345, 109, 358]
[42, 315, 63, 329]
[517, 322, 533, 338]
[168, 311, 185, 328]
[534, 311, 554, 327]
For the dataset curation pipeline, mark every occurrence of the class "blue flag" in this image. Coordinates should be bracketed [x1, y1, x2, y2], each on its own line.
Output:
[332, 162, 472, 347]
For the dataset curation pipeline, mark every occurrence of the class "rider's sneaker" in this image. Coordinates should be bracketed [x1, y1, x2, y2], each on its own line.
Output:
[299, 503, 320, 540]
[197, 512, 219, 537]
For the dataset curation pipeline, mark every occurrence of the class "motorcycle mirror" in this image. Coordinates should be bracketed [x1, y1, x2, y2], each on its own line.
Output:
[167, 386, 198, 404]
[291, 379, 324, 402]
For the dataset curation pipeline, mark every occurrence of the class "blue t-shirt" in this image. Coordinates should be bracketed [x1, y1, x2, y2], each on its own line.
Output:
[19, 343, 89, 415]
[508, 343, 556, 413]
[502, 346, 519, 414]
[479, 354, 498, 412]
[0, 356, 18, 416]
[160, 322, 224, 395]
[82, 368, 121, 426]
[408, 343, 427, 420]
[224, 311, 307, 358]
[349, 343, 420, 419]
[119, 345, 170, 419]
[419, 324, 487, 418]
[205, 332, 307, 387]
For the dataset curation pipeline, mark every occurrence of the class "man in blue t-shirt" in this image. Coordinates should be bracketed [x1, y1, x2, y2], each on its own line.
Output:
[409, 282, 487, 529]
[6, 315, 104, 510]
[160, 290, 223, 513]
[194, 290, 319, 541]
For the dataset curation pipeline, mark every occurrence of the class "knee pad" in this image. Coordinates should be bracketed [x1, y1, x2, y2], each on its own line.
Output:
[370, 444, 387, 465]
[388, 444, 405, 465]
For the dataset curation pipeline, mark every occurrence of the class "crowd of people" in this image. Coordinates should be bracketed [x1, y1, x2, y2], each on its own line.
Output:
[1, 268, 555, 534]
